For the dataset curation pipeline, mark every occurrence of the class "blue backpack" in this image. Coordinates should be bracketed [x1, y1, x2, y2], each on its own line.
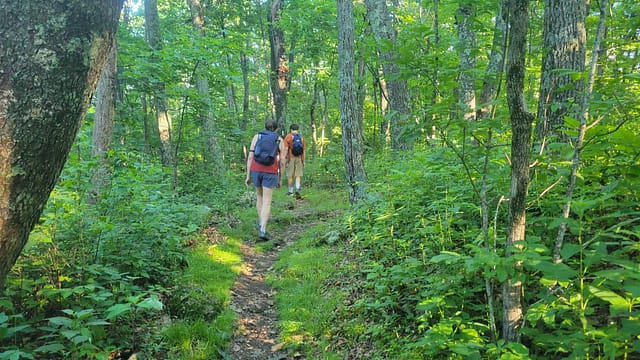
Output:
[291, 133, 304, 156]
[253, 130, 280, 165]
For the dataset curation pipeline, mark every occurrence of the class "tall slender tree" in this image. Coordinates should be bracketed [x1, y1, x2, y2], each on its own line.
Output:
[90, 39, 118, 202]
[554, 0, 608, 264]
[476, 0, 508, 121]
[364, 0, 412, 150]
[0, 0, 123, 287]
[535, 0, 587, 145]
[503, 0, 533, 344]
[188, 0, 225, 172]
[456, 0, 477, 121]
[268, 0, 290, 132]
[144, 0, 174, 166]
[338, 0, 367, 204]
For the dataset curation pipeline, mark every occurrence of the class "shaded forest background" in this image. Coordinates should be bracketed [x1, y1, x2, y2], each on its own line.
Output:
[0, 0, 639, 359]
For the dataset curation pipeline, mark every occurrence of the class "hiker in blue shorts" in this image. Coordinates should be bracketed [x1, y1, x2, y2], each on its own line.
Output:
[245, 120, 285, 240]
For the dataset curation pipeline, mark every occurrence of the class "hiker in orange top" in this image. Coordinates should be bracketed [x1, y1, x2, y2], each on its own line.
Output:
[283, 123, 305, 199]
[245, 120, 285, 240]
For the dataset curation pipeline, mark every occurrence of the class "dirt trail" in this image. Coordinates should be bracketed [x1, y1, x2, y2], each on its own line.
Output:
[226, 204, 308, 360]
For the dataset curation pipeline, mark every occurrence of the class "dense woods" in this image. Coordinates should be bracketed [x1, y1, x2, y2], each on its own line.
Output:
[0, 0, 638, 358]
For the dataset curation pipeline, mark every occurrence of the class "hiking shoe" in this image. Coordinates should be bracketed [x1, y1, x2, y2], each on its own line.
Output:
[258, 231, 272, 241]
[295, 191, 302, 199]
[287, 191, 294, 196]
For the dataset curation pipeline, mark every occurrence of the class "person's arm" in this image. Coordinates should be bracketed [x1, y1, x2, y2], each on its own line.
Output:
[283, 134, 290, 161]
[278, 137, 286, 187]
[245, 135, 258, 186]
[301, 136, 306, 166]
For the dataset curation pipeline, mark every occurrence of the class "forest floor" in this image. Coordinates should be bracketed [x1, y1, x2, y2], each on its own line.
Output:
[225, 197, 310, 360]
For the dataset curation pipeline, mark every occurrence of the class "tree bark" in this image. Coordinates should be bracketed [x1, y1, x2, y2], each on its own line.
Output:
[90, 39, 118, 202]
[268, 0, 289, 133]
[535, 0, 587, 145]
[0, 0, 123, 288]
[144, 0, 174, 167]
[188, 0, 225, 172]
[310, 80, 319, 157]
[554, 0, 607, 264]
[477, 0, 508, 121]
[338, 0, 367, 204]
[240, 50, 250, 130]
[456, 1, 477, 121]
[364, 0, 413, 150]
[503, 0, 533, 344]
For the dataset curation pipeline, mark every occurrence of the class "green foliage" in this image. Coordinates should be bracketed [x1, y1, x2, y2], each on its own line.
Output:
[265, 191, 349, 359]
[0, 135, 217, 357]
[329, 111, 640, 358]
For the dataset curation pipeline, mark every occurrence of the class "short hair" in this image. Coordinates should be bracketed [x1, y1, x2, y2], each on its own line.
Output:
[289, 123, 299, 131]
[265, 119, 277, 131]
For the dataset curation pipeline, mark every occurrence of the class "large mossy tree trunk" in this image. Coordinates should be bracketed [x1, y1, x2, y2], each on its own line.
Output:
[0, 0, 123, 288]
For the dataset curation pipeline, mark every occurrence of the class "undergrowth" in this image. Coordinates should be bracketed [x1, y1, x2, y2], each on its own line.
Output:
[316, 128, 640, 359]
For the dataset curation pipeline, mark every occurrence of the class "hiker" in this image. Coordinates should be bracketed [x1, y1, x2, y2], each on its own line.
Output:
[283, 123, 305, 198]
[245, 120, 285, 240]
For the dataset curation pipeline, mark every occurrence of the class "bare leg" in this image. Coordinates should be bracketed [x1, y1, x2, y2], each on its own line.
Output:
[256, 186, 264, 227]
[259, 187, 274, 231]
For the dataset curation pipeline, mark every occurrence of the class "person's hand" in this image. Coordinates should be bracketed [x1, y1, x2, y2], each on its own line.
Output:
[245, 176, 251, 186]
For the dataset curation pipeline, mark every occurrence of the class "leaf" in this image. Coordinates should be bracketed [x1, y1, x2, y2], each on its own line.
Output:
[588, 285, 628, 315]
[35, 342, 65, 353]
[529, 261, 578, 282]
[48, 316, 73, 327]
[137, 296, 163, 311]
[86, 320, 110, 326]
[430, 251, 466, 264]
[105, 303, 132, 320]
[61, 329, 79, 340]
[560, 243, 582, 261]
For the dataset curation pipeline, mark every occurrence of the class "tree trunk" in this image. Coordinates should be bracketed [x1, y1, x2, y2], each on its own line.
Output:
[240, 50, 250, 130]
[429, 0, 440, 140]
[188, 0, 225, 172]
[477, 0, 508, 121]
[144, 0, 174, 167]
[310, 80, 319, 157]
[503, 0, 533, 344]
[536, 0, 587, 145]
[90, 39, 118, 203]
[364, 0, 413, 150]
[0, 0, 122, 288]
[456, 1, 477, 121]
[554, 0, 607, 264]
[268, 0, 289, 133]
[338, 0, 367, 204]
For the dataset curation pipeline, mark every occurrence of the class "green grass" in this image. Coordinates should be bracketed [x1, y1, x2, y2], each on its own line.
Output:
[163, 312, 235, 360]
[266, 190, 350, 359]
[162, 232, 243, 358]
[162, 184, 349, 359]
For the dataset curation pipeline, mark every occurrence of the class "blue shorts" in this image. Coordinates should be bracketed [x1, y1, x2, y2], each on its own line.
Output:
[251, 171, 279, 189]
